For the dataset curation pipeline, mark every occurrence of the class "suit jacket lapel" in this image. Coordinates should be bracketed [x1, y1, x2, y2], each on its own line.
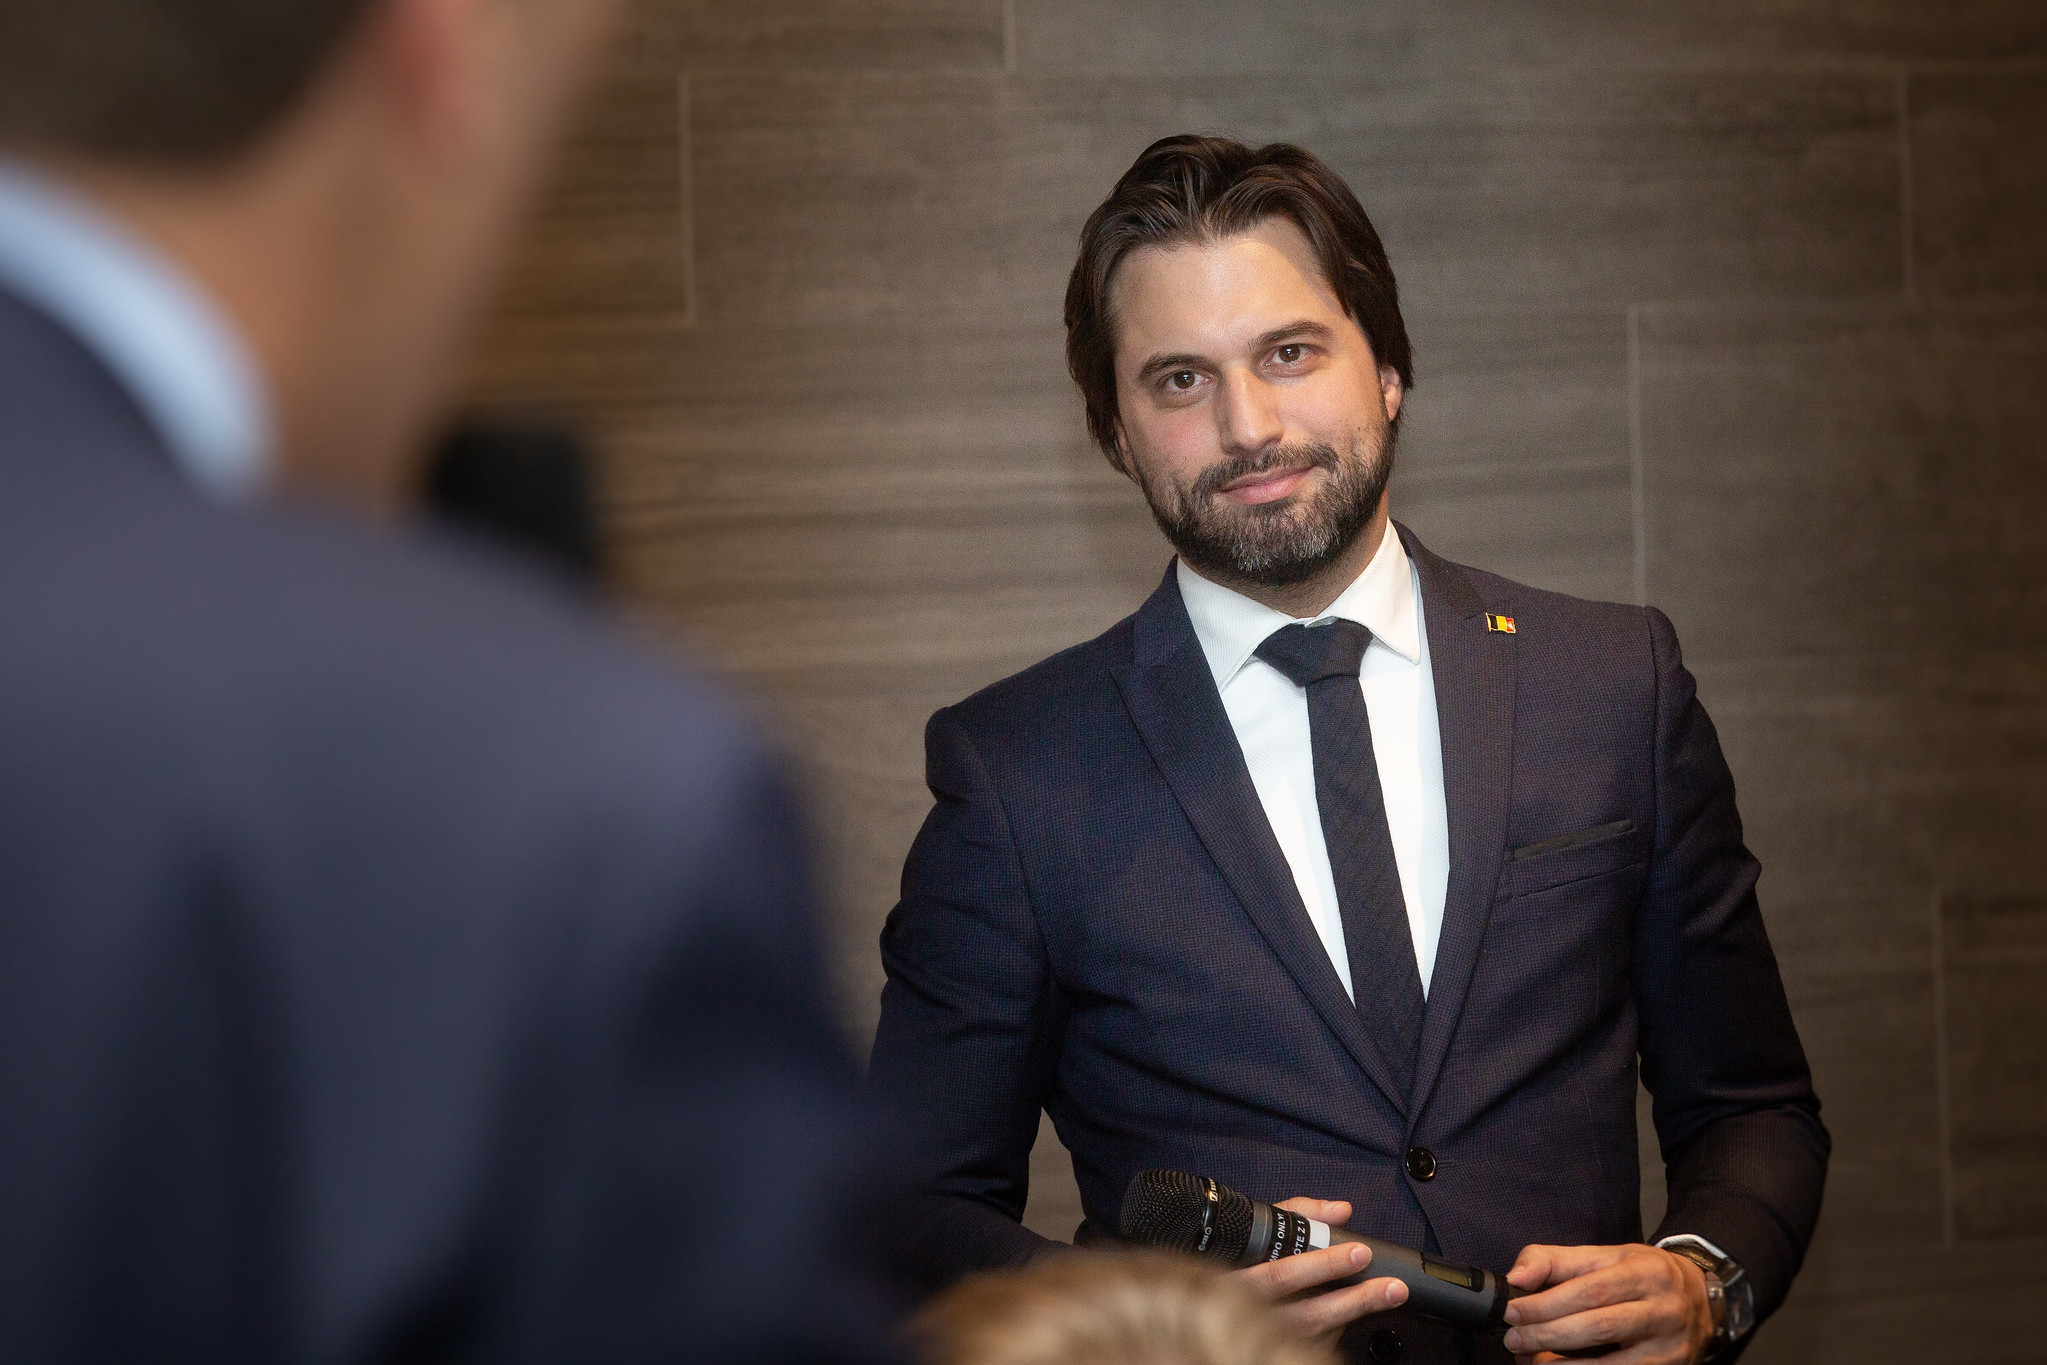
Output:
[1112, 566, 1413, 1117]
[1398, 525, 1516, 1124]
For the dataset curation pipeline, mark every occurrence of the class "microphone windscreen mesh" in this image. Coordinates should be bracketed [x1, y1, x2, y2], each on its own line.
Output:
[1118, 1170, 1253, 1262]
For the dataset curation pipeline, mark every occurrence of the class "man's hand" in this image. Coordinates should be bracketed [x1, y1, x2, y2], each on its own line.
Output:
[1230, 1198, 1409, 1343]
[1501, 1243, 1714, 1364]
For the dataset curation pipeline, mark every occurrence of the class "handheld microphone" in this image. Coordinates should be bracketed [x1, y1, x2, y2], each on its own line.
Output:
[1118, 1170, 1525, 1333]
[423, 417, 603, 586]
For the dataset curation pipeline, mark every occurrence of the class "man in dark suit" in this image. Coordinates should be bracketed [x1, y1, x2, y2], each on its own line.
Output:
[0, 1, 887, 1360]
[870, 136, 1827, 1364]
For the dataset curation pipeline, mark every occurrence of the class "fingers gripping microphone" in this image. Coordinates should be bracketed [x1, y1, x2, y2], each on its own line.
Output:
[1118, 1170, 1523, 1332]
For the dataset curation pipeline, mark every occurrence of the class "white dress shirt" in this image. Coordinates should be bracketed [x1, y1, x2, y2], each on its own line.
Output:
[1177, 521, 1451, 999]
[0, 157, 270, 499]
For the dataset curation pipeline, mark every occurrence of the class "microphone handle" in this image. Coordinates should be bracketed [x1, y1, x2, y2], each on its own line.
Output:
[1242, 1200, 1524, 1333]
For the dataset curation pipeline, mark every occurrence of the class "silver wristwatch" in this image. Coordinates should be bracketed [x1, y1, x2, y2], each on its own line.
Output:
[1656, 1234, 1755, 1359]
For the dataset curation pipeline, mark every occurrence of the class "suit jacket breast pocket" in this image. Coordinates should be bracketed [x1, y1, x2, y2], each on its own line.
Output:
[1497, 819, 1644, 901]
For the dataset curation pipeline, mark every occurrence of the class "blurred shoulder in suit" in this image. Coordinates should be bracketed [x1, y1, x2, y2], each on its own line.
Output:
[0, 1, 891, 1360]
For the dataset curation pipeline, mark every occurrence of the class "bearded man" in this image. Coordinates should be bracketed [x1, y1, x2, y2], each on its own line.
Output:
[868, 136, 1828, 1365]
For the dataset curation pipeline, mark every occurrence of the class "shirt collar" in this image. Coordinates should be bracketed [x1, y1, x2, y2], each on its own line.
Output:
[0, 157, 271, 500]
[1177, 518, 1422, 689]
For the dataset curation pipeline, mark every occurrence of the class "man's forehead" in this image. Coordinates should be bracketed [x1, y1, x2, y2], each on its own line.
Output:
[1108, 219, 1353, 360]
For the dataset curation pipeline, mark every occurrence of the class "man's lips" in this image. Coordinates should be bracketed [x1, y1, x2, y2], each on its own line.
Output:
[1215, 464, 1314, 505]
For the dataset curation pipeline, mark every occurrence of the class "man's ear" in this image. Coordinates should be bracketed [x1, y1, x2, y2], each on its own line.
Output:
[1110, 419, 1139, 480]
[1379, 364, 1404, 425]
[366, 0, 494, 160]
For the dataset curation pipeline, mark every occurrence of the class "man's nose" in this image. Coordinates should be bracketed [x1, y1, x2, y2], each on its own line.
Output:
[1216, 369, 1284, 457]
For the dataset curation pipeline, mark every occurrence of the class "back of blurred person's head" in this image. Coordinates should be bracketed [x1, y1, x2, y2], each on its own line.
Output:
[912, 1252, 1339, 1365]
[0, 0, 618, 504]
[0, 1, 373, 164]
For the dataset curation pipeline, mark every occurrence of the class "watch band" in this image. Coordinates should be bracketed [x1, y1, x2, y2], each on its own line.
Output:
[1656, 1234, 1755, 1359]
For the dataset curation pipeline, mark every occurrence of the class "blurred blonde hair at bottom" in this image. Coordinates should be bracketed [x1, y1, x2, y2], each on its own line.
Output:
[910, 1250, 1339, 1365]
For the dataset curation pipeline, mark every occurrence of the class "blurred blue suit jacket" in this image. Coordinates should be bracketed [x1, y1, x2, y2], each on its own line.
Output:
[0, 285, 889, 1363]
[871, 523, 1827, 1360]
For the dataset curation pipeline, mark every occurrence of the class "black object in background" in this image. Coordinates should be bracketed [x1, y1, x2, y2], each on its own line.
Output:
[424, 417, 603, 586]
[1120, 1169, 1524, 1332]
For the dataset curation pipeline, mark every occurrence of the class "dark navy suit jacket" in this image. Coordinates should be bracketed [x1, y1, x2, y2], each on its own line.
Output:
[0, 287, 889, 1363]
[871, 527, 1827, 1355]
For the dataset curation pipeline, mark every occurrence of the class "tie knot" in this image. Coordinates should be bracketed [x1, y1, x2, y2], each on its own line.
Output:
[1254, 619, 1372, 689]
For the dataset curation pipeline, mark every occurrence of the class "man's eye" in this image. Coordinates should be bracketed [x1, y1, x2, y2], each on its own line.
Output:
[1275, 344, 1305, 364]
[1167, 371, 1198, 391]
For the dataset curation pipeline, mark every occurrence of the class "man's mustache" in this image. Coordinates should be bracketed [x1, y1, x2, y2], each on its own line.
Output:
[1189, 442, 1342, 502]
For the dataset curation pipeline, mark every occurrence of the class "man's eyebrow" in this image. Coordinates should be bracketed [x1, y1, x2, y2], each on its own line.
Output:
[1254, 320, 1337, 351]
[1133, 351, 1209, 383]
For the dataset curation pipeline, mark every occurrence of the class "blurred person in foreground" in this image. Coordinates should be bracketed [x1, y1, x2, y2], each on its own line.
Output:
[0, 1, 888, 1361]
[913, 1253, 1336, 1365]
[870, 136, 1827, 1365]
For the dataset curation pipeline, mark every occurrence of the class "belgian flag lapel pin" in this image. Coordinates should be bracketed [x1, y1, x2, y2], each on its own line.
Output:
[1484, 613, 1517, 634]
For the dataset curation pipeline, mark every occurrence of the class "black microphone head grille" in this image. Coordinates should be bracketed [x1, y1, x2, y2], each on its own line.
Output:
[1118, 1170, 1254, 1263]
[1119, 1169, 1205, 1250]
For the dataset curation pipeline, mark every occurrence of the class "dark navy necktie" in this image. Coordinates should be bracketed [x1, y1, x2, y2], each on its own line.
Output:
[1254, 619, 1426, 1096]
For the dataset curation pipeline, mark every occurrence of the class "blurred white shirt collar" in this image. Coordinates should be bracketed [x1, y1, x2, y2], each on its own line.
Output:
[0, 157, 271, 500]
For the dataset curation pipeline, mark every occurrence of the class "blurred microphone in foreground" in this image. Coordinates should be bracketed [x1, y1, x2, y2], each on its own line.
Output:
[424, 416, 605, 588]
[0, 1, 892, 1362]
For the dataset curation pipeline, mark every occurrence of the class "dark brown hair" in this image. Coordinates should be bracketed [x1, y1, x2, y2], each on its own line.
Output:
[911, 1250, 1338, 1365]
[0, 0, 377, 164]
[1064, 134, 1414, 473]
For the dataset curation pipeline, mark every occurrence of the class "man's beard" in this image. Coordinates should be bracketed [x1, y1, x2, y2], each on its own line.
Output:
[1137, 424, 1397, 589]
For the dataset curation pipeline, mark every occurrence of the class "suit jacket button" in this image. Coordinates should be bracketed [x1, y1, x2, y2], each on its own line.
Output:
[1405, 1147, 1437, 1181]
[1367, 1328, 1404, 1362]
